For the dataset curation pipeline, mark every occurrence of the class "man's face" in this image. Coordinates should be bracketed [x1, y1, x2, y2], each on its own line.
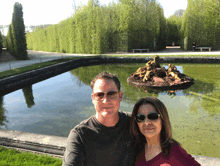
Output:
[91, 78, 123, 119]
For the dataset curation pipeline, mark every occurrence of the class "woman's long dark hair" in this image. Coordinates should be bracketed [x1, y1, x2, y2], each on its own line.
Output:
[130, 97, 179, 157]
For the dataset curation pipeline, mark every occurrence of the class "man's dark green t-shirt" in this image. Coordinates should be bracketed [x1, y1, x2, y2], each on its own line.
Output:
[62, 111, 135, 166]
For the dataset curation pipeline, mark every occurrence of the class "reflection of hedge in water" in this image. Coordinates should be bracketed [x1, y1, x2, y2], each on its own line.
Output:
[22, 85, 35, 108]
[70, 64, 159, 104]
[181, 64, 219, 94]
[0, 96, 8, 127]
[70, 63, 220, 114]
[183, 80, 214, 95]
[181, 64, 220, 115]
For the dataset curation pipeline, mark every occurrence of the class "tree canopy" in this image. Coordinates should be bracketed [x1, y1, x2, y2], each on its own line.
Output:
[5, 2, 28, 59]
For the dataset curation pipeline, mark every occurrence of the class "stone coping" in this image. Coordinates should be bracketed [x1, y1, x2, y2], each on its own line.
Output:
[0, 129, 220, 165]
[0, 56, 220, 96]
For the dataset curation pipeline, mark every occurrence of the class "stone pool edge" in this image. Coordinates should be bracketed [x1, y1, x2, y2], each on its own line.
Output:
[0, 56, 220, 96]
[0, 129, 220, 166]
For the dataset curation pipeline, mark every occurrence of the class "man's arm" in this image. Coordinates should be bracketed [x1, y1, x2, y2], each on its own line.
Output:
[62, 129, 85, 166]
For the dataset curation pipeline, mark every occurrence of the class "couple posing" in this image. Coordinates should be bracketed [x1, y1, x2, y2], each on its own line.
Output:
[62, 71, 200, 166]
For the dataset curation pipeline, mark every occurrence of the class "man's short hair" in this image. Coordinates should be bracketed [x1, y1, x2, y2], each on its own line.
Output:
[90, 71, 121, 92]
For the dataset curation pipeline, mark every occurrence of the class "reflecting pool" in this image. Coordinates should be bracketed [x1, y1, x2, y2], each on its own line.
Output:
[1, 63, 220, 158]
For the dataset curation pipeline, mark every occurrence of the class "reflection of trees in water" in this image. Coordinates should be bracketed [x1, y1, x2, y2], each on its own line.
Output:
[70, 63, 220, 114]
[69, 68, 86, 87]
[70, 63, 160, 104]
[188, 95, 220, 116]
[182, 64, 220, 115]
[183, 80, 214, 95]
[0, 85, 35, 128]
[0, 96, 8, 128]
[22, 85, 35, 108]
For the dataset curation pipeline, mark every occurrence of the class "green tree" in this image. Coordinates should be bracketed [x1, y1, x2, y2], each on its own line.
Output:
[174, 9, 185, 17]
[5, 25, 15, 54]
[167, 15, 182, 46]
[11, 2, 28, 59]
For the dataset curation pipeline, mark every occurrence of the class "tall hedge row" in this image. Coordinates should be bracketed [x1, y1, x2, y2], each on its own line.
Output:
[26, 0, 167, 54]
[166, 15, 182, 46]
[181, 0, 220, 50]
[5, 2, 28, 60]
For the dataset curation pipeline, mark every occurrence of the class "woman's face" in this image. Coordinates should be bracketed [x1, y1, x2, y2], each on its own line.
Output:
[137, 104, 162, 139]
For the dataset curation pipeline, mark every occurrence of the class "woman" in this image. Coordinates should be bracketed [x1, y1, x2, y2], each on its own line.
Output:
[130, 97, 201, 166]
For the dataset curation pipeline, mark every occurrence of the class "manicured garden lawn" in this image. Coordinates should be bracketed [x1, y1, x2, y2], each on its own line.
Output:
[0, 146, 62, 166]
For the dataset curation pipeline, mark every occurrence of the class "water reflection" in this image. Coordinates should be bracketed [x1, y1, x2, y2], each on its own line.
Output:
[0, 96, 8, 128]
[71, 63, 220, 114]
[22, 85, 35, 108]
[1, 63, 220, 158]
[182, 64, 220, 116]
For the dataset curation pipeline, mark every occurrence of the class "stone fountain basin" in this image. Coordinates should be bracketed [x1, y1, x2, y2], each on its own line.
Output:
[127, 74, 194, 91]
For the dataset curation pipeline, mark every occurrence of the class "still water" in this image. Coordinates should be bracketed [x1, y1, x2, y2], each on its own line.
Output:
[1, 63, 220, 158]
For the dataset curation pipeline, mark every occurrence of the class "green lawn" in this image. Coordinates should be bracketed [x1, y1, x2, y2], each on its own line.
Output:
[0, 146, 62, 166]
[0, 57, 83, 79]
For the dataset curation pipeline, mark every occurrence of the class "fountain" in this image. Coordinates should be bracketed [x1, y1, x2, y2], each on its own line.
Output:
[127, 55, 194, 92]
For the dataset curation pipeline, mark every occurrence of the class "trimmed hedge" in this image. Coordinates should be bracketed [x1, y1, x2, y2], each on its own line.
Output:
[26, 0, 167, 54]
[181, 0, 220, 50]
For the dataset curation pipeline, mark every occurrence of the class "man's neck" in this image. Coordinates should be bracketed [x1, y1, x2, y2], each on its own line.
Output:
[96, 113, 119, 127]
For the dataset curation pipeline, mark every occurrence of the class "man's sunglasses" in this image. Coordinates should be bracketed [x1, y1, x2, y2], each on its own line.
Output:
[135, 112, 160, 123]
[93, 91, 119, 100]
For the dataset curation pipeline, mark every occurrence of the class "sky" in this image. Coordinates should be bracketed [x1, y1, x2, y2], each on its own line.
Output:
[0, 0, 188, 35]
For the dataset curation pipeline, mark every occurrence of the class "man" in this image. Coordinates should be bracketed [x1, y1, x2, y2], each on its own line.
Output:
[192, 42, 196, 51]
[62, 71, 135, 166]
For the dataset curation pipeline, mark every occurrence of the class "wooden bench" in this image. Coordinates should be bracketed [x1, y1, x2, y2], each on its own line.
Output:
[194, 47, 211, 51]
[132, 49, 149, 53]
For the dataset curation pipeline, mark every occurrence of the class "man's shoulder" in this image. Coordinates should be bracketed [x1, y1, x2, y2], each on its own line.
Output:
[118, 111, 132, 126]
[72, 116, 95, 131]
[119, 111, 132, 119]
[70, 111, 132, 133]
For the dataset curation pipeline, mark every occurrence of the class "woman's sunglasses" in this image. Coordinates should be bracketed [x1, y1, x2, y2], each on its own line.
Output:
[135, 112, 160, 123]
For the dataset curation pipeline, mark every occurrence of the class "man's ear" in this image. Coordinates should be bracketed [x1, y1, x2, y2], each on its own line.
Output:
[119, 91, 123, 101]
[91, 94, 95, 104]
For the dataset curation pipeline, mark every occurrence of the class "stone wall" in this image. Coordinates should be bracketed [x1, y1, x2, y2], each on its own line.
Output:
[0, 56, 220, 96]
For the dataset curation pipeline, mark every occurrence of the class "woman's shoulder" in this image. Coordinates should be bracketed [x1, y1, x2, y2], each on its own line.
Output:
[170, 140, 190, 156]
[169, 142, 201, 165]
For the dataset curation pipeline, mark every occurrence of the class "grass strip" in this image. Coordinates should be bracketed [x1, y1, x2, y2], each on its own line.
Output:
[0, 57, 86, 79]
[0, 146, 62, 166]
